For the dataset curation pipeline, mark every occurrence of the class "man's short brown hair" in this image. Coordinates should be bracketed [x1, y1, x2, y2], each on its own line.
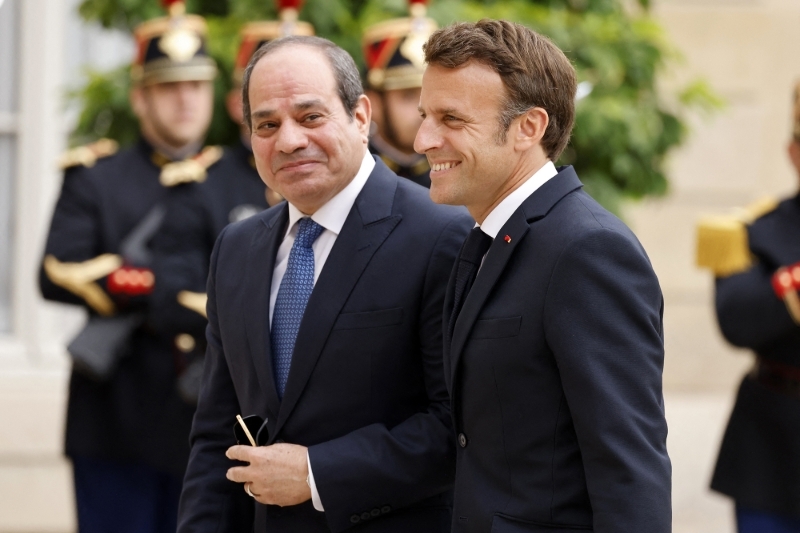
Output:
[424, 19, 576, 161]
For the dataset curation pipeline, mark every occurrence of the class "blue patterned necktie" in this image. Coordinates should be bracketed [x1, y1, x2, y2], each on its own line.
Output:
[271, 217, 325, 399]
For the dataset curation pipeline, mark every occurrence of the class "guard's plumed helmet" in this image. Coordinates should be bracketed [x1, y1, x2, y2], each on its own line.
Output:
[232, 0, 315, 87]
[362, 0, 437, 92]
[131, 0, 217, 86]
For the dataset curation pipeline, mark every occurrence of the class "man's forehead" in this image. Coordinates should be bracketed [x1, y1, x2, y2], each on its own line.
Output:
[420, 63, 503, 110]
[418, 82, 476, 114]
[250, 50, 336, 105]
[255, 44, 330, 76]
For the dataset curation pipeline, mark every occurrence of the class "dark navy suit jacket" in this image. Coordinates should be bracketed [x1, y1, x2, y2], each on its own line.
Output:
[444, 167, 671, 533]
[178, 157, 473, 532]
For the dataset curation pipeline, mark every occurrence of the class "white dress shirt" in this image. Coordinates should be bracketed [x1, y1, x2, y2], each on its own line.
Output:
[268, 150, 375, 512]
[478, 160, 558, 239]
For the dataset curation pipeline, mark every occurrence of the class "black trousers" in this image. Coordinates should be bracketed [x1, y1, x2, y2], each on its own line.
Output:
[73, 454, 182, 533]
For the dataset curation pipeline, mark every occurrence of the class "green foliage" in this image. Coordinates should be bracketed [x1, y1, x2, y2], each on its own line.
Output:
[69, 65, 139, 147]
[70, 0, 720, 210]
[452, 0, 721, 210]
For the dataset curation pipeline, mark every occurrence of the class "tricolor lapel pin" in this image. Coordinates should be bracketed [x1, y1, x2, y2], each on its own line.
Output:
[504, 235, 512, 243]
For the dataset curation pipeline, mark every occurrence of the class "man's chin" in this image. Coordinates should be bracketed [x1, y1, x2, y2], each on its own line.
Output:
[276, 180, 334, 214]
[429, 184, 461, 207]
[163, 127, 205, 147]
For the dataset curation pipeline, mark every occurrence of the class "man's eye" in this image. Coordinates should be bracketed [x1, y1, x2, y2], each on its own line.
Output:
[443, 115, 460, 122]
[254, 123, 276, 136]
[304, 114, 322, 122]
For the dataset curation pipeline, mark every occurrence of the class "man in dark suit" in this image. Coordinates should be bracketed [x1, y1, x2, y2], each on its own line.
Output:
[177, 35, 472, 533]
[415, 20, 672, 533]
[696, 82, 800, 532]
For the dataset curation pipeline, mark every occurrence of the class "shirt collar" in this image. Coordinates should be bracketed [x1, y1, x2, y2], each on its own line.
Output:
[479, 161, 558, 239]
[286, 150, 375, 236]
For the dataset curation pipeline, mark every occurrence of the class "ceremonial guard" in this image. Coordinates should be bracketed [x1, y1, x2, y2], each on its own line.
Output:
[149, 1, 315, 401]
[39, 2, 220, 531]
[697, 83, 800, 532]
[362, 0, 435, 187]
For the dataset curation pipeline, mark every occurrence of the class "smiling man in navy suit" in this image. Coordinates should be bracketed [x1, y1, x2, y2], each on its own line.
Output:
[415, 20, 672, 533]
[177, 35, 472, 533]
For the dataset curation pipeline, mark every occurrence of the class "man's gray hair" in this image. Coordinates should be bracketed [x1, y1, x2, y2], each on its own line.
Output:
[241, 35, 364, 130]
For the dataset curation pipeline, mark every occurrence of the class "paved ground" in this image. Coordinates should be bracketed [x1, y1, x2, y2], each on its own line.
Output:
[667, 391, 737, 533]
[0, 384, 739, 532]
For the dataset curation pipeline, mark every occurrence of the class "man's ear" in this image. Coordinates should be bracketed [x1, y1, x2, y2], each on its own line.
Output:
[515, 107, 549, 152]
[353, 94, 372, 141]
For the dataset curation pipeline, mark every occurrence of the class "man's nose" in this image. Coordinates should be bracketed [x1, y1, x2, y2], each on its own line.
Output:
[414, 117, 439, 154]
[176, 82, 195, 100]
[275, 121, 309, 153]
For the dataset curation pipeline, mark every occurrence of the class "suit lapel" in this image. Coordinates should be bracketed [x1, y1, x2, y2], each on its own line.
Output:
[448, 167, 584, 383]
[441, 245, 463, 393]
[448, 216, 529, 379]
[274, 159, 401, 436]
[243, 205, 288, 420]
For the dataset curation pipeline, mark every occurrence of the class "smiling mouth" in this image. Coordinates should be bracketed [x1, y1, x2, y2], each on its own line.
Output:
[280, 161, 319, 171]
[430, 161, 461, 172]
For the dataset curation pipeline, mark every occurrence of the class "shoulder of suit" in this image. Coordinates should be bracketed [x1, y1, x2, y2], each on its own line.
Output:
[58, 138, 119, 170]
[160, 146, 224, 187]
[695, 197, 779, 277]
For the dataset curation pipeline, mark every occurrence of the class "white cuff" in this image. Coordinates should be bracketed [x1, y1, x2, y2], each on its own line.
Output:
[307, 451, 324, 512]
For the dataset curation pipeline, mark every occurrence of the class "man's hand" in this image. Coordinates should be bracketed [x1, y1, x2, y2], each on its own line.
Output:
[226, 443, 311, 507]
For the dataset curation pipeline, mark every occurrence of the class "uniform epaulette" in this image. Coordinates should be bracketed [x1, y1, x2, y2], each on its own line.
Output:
[58, 138, 119, 170]
[159, 145, 223, 187]
[695, 197, 777, 277]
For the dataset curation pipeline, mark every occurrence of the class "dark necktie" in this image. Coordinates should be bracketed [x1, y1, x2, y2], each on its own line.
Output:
[448, 227, 493, 342]
[270, 217, 325, 399]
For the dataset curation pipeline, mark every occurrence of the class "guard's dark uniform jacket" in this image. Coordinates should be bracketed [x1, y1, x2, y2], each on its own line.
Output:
[709, 194, 800, 517]
[369, 139, 430, 189]
[150, 140, 270, 343]
[39, 138, 213, 479]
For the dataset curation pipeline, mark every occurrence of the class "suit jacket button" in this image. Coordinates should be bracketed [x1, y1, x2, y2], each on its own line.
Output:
[361, 512, 371, 521]
[350, 515, 360, 524]
[381, 505, 391, 514]
[371, 508, 381, 517]
[458, 433, 468, 448]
